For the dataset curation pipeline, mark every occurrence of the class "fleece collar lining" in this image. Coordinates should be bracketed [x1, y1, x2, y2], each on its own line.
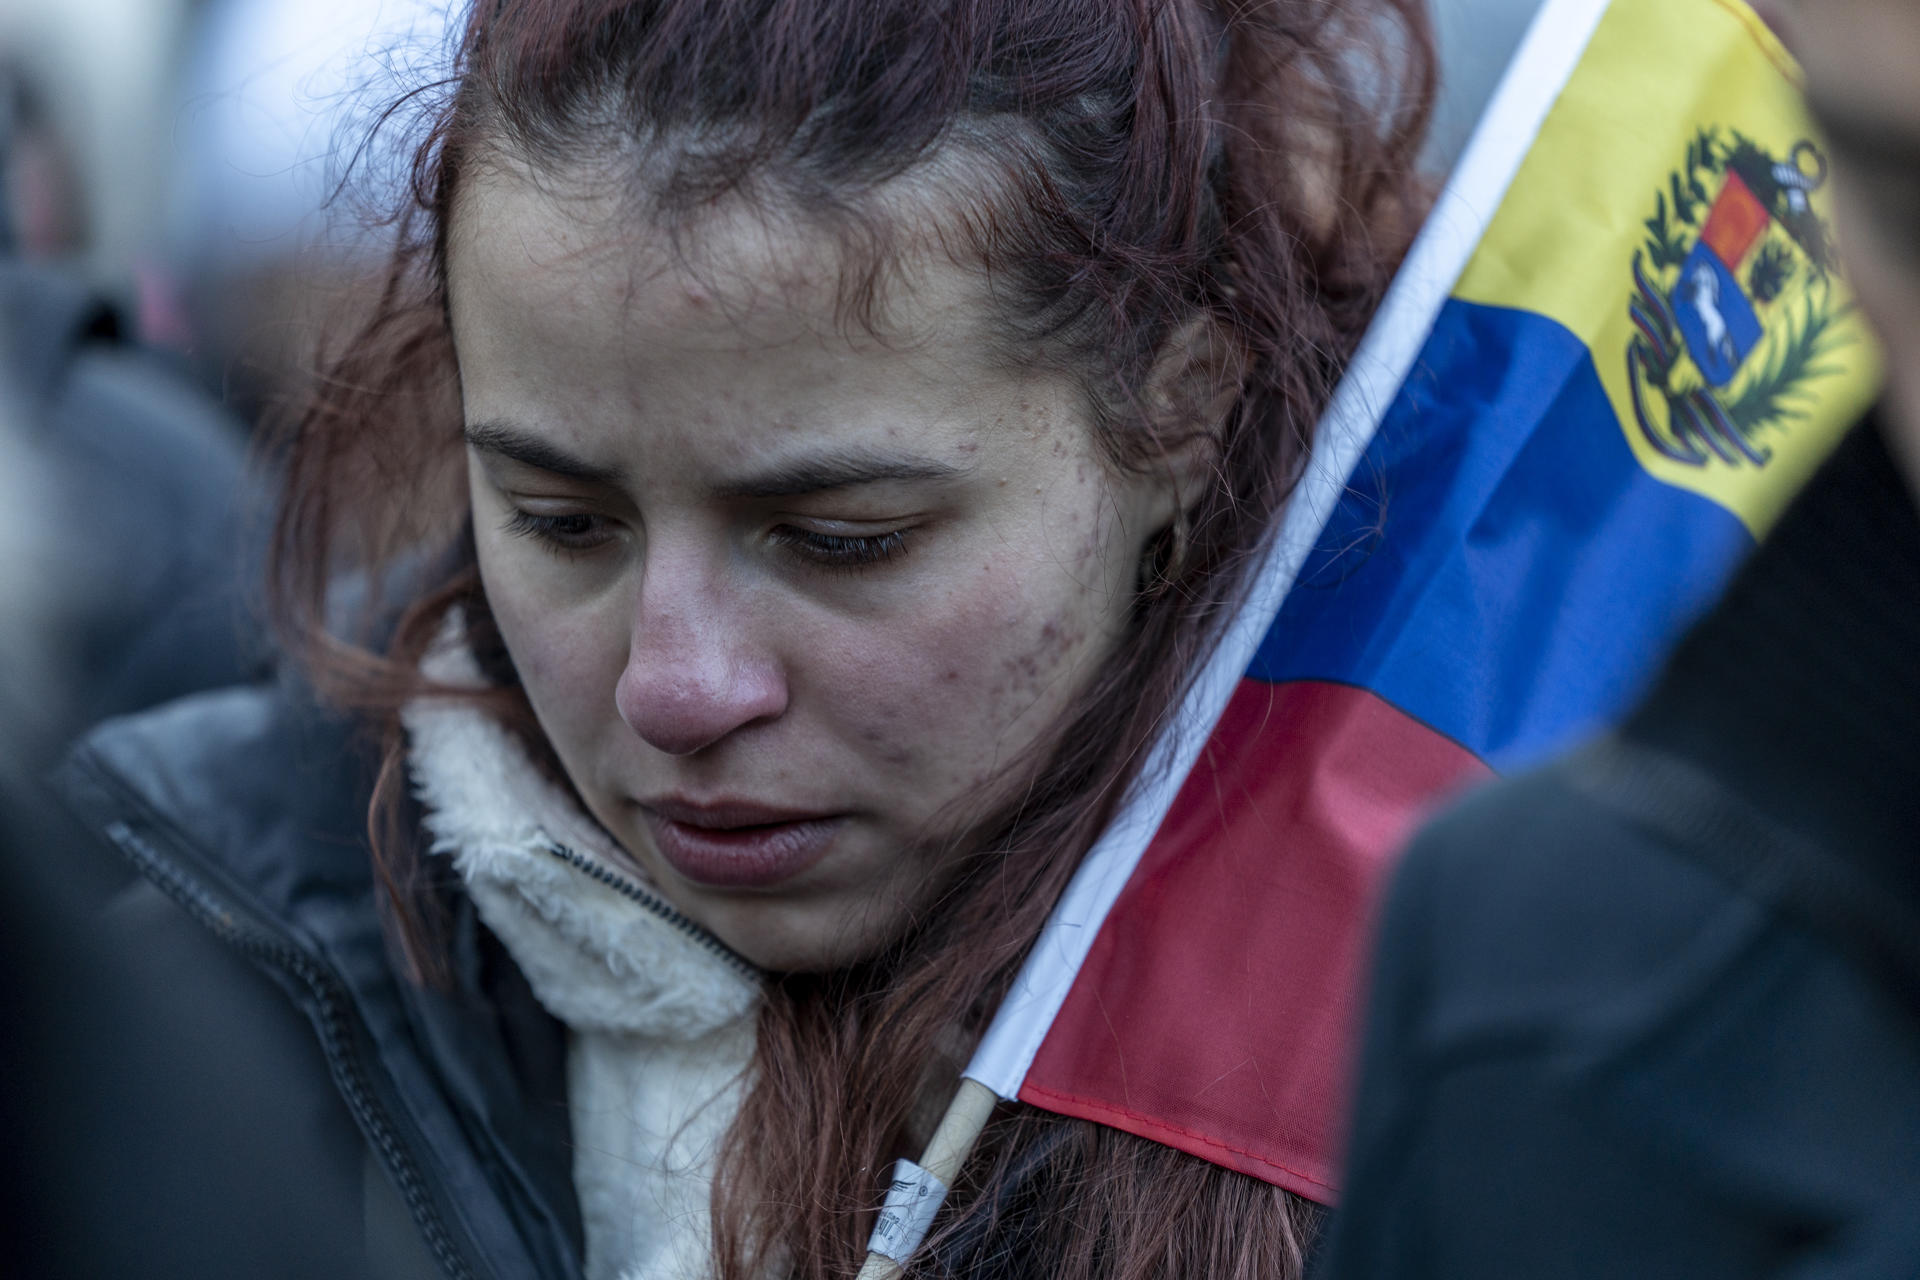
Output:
[402, 636, 759, 1040]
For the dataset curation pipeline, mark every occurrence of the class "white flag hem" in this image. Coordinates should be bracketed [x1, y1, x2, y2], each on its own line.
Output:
[963, 0, 1615, 1101]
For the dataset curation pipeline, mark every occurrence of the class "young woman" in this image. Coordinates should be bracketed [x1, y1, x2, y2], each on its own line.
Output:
[56, 1, 1432, 1277]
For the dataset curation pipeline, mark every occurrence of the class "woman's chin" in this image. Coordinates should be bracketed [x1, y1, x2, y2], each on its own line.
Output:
[680, 882, 922, 975]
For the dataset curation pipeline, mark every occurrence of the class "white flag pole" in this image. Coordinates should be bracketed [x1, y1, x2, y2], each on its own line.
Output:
[861, 0, 1614, 1272]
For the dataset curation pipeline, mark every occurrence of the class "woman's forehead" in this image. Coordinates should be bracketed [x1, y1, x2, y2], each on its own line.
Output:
[447, 165, 1089, 485]
[447, 161, 1001, 355]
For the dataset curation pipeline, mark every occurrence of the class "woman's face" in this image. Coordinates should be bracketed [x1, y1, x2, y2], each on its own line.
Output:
[447, 166, 1179, 972]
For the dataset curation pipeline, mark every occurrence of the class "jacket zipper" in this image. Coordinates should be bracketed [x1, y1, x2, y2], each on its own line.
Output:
[99, 816, 484, 1280]
[536, 836, 758, 981]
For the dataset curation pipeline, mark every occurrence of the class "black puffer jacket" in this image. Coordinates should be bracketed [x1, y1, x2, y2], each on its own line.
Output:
[36, 684, 586, 1280]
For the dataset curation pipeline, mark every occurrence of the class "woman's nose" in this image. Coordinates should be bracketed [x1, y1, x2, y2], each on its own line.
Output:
[612, 571, 789, 757]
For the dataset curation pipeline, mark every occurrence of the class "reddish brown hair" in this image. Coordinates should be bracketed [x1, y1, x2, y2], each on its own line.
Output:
[271, 1, 1434, 1275]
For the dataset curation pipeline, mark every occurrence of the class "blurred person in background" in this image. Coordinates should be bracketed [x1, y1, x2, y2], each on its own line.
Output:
[0, 13, 277, 1272]
[0, 177, 263, 750]
[0, 242, 266, 742]
[1, 21, 279, 1262]
[1, 0, 448, 421]
[0, 353, 333, 1279]
[1320, 1, 1920, 1276]
[0, 0, 187, 284]
[0, 58, 87, 260]
[0, 0, 267, 747]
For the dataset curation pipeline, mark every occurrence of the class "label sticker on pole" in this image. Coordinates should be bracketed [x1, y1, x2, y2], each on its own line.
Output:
[866, 1160, 950, 1264]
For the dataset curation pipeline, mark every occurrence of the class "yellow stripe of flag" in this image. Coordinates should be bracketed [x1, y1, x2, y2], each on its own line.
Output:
[1452, 0, 1881, 534]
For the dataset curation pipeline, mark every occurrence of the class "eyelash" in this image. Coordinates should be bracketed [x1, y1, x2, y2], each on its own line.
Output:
[769, 526, 912, 570]
[503, 509, 911, 570]
[503, 509, 611, 553]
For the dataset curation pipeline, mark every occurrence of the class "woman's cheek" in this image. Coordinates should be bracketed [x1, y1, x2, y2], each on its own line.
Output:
[823, 554, 1100, 802]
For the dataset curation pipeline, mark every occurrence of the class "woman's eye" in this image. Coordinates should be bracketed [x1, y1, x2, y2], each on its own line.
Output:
[772, 526, 911, 570]
[503, 509, 614, 553]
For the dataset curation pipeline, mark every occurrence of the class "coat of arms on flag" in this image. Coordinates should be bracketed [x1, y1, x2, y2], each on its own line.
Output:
[1629, 129, 1851, 470]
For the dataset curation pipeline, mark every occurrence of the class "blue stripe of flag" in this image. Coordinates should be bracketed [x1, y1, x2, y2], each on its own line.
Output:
[1250, 300, 1755, 769]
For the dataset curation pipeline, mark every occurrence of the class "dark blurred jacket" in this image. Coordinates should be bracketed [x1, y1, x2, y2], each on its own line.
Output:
[1320, 420, 1920, 1279]
[0, 260, 308, 1278]
[28, 684, 585, 1280]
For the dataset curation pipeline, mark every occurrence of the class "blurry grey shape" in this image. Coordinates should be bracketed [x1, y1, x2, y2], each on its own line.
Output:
[0, 260, 268, 746]
[1425, 0, 1552, 177]
[0, 315, 61, 767]
[167, 0, 455, 276]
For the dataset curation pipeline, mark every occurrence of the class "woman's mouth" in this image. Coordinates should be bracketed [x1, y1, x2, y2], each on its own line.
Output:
[635, 798, 844, 889]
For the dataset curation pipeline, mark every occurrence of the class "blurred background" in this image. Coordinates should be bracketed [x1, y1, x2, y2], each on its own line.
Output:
[1, 0, 449, 419]
[0, 0, 457, 762]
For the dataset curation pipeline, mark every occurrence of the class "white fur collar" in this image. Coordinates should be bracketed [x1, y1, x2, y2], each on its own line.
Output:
[405, 636, 772, 1280]
[401, 637, 759, 1040]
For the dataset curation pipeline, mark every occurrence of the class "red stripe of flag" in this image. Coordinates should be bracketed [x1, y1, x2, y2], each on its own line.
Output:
[1019, 680, 1491, 1201]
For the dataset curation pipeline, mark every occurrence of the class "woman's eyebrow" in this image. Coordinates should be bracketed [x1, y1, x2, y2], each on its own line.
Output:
[713, 449, 965, 499]
[464, 419, 624, 484]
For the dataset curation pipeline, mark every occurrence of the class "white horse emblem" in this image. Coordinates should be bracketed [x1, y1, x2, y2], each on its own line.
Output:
[1686, 261, 1738, 370]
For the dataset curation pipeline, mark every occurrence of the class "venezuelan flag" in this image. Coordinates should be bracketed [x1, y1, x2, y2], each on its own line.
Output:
[863, 0, 1880, 1267]
[1258, 0, 1879, 773]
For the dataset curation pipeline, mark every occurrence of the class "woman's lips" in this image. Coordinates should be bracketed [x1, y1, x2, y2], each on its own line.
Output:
[636, 799, 843, 889]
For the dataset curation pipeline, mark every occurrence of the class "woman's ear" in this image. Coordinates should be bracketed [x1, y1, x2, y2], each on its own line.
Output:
[1139, 313, 1241, 530]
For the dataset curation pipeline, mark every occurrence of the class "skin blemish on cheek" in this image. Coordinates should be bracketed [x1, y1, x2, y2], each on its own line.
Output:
[1041, 618, 1089, 660]
[988, 610, 1096, 721]
[1003, 642, 1046, 686]
[858, 722, 915, 767]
